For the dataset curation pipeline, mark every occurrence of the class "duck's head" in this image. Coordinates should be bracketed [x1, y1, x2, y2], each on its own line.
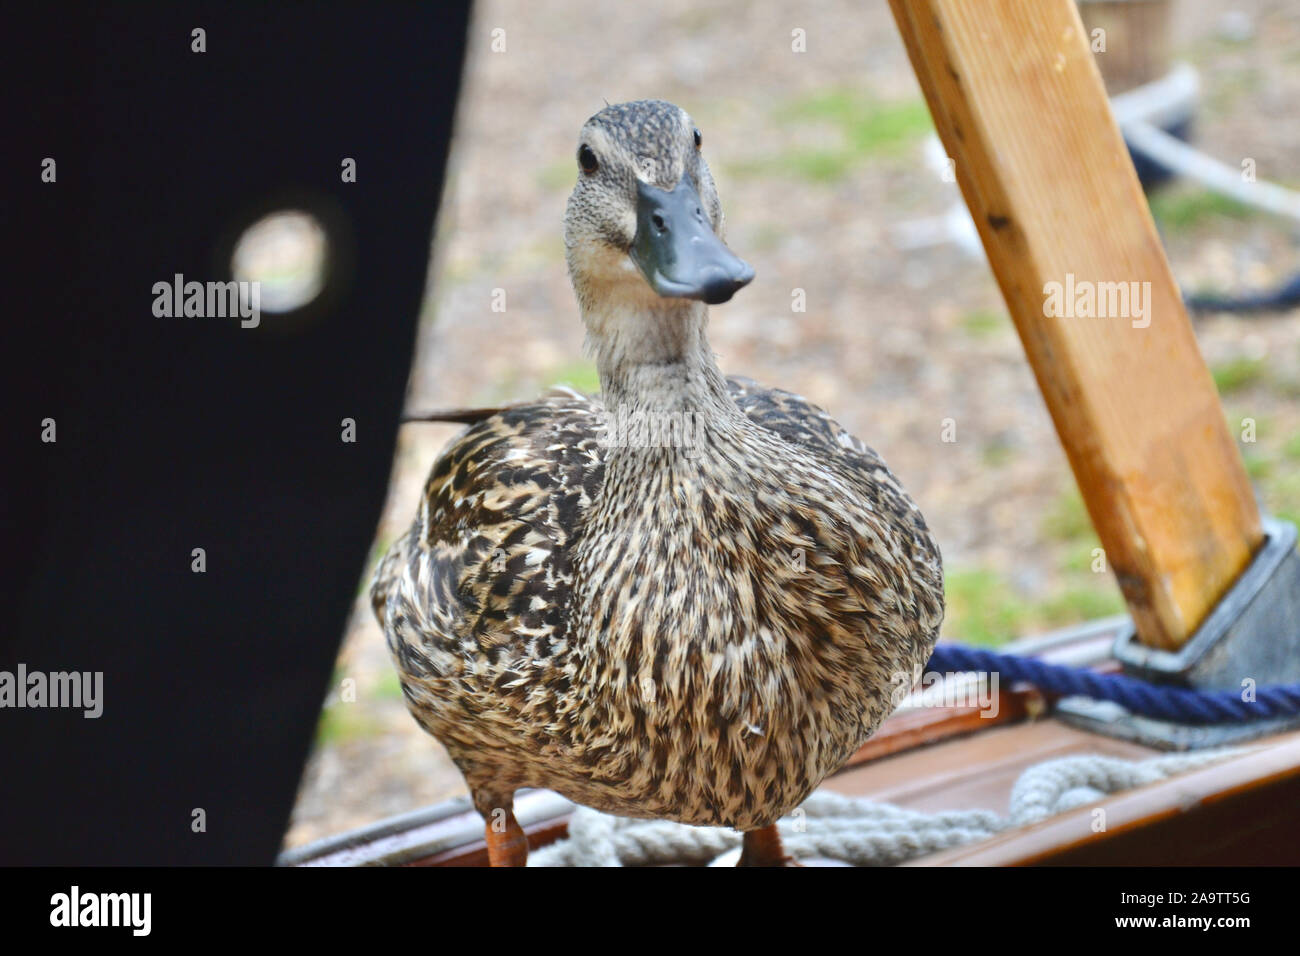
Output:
[564, 100, 754, 340]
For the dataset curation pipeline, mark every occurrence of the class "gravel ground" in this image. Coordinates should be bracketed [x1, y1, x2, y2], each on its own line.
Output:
[284, 0, 1300, 849]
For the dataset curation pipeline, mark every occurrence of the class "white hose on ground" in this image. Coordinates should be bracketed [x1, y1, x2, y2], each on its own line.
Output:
[1121, 120, 1300, 224]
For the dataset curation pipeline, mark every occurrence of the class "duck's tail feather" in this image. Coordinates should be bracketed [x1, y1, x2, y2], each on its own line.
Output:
[400, 386, 594, 425]
[400, 406, 512, 425]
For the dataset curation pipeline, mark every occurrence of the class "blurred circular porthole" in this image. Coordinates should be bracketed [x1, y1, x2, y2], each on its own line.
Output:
[230, 210, 329, 314]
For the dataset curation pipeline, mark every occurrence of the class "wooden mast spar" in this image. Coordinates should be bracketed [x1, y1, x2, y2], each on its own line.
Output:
[888, 0, 1263, 652]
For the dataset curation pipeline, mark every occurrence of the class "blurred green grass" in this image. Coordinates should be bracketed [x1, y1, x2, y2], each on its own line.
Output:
[1148, 186, 1256, 232]
[727, 90, 932, 184]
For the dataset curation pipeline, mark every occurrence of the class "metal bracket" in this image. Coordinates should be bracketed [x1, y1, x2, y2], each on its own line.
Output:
[1059, 517, 1300, 750]
[1113, 517, 1300, 689]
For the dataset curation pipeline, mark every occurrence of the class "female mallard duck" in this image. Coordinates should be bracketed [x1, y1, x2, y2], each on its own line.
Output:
[372, 99, 944, 866]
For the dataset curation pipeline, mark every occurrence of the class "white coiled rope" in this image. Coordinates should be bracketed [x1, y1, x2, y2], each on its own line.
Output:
[528, 749, 1242, 867]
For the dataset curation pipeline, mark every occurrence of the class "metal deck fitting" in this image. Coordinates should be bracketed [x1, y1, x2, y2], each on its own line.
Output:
[1060, 517, 1300, 749]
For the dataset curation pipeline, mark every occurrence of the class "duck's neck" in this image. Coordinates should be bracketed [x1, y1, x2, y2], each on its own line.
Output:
[587, 299, 738, 418]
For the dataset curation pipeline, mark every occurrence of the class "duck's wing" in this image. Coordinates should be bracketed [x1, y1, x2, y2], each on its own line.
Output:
[372, 390, 606, 677]
[727, 375, 887, 468]
[726, 374, 943, 607]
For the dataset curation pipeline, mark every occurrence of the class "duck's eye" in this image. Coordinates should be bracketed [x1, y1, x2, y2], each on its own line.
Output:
[693, 127, 702, 149]
[578, 144, 599, 174]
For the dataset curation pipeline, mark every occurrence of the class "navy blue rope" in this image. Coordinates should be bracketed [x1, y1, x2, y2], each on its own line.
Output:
[927, 644, 1300, 724]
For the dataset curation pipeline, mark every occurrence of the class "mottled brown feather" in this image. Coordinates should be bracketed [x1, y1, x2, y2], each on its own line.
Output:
[372, 378, 943, 828]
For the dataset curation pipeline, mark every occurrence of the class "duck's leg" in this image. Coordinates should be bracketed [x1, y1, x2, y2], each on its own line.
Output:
[484, 809, 528, 867]
[477, 790, 529, 867]
[736, 824, 801, 867]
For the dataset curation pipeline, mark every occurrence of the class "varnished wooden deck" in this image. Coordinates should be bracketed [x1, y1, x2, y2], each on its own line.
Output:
[827, 720, 1155, 814]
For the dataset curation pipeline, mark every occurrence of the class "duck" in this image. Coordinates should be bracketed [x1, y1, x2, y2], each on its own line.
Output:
[371, 99, 944, 866]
